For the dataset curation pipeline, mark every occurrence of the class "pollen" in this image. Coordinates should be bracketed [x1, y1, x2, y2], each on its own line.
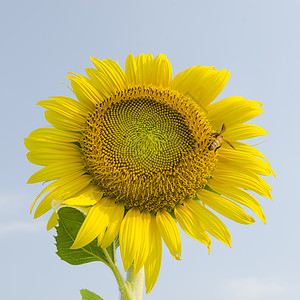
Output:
[80, 85, 217, 213]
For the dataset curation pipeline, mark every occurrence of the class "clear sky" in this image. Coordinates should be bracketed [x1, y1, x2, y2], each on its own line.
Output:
[1, 0, 298, 299]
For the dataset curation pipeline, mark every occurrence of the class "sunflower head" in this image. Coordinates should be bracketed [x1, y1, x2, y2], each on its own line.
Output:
[25, 53, 274, 293]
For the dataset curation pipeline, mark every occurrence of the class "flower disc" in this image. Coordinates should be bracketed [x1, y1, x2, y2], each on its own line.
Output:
[80, 86, 217, 212]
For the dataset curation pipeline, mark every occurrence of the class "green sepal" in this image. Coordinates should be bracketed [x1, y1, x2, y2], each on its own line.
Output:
[204, 184, 220, 194]
[80, 289, 104, 300]
[55, 207, 114, 265]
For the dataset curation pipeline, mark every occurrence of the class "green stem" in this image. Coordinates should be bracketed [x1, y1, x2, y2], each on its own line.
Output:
[102, 248, 132, 300]
[125, 265, 144, 300]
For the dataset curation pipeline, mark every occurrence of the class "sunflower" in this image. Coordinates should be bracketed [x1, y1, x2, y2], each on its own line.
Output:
[25, 53, 274, 293]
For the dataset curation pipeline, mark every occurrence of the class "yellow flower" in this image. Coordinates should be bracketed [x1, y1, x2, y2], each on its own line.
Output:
[25, 53, 274, 293]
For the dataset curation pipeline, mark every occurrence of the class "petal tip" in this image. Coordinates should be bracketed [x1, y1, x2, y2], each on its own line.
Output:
[207, 245, 211, 255]
[122, 262, 131, 272]
[174, 254, 182, 261]
[70, 242, 80, 250]
[227, 237, 232, 248]
[248, 216, 255, 224]
[26, 178, 33, 184]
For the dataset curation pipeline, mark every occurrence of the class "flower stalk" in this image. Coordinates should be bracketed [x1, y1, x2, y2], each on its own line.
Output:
[124, 265, 144, 300]
[102, 248, 132, 299]
[103, 248, 144, 300]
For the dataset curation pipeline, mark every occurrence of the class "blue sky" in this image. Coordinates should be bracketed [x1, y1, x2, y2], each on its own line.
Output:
[1, 0, 299, 299]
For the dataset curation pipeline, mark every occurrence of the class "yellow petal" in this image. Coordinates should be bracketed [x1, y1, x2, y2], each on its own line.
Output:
[145, 215, 162, 294]
[63, 188, 102, 206]
[85, 68, 115, 99]
[119, 208, 142, 271]
[218, 159, 270, 178]
[197, 189, 255, 225]
[171, 65, 212, 100]
[136, 53, 154, 85]
[27, 127, 81, 144]
[212, 165, 272, 199]
[156, 210, 181, 260]
[133, 211, 151, 276]
[37, 99, 87, 124]
[207, 96, 263, 129]
[51, 199, 90, 216]
[56, 175, 93, 200]
[103, 59, 128, 89]
[184, 199, 231, 247]
[225, 124, 268, 141]
[232, 143, 276, 177]
[24, 137, 80, 151]
[233, 142, 268, 160]
[71, 199, 113, 249]
[67, 74, 101, 110]
[90, 58, 127, 93]
[26, 150, 81, 166]
[50, 96, 89, 115]
[124, 54, 137, 85]
[99, 203, 124, 249]
[175, 204, 211, 252]
[34, 175, 92, 218]
[44, 110, 85, 131]
[125, 53, 172, 87]
[218, 148, 273, 177]
[46, 211, 58, 230]
[30, 170, 87, 214]
[30, 182, 56, 214]
[208, 180, 266, 224]
[34, 189, 60, 218]
[153, 54, 173, 87]
[27, 161, 85, 184]
[171, 65, 230, 108]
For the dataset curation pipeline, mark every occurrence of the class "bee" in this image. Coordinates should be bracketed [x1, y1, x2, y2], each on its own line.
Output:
[209, 123, 235, 152]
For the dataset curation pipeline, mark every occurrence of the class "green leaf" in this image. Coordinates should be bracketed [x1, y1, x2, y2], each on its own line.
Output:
[55, 207, 113, 265]
[80, 289, 104, 300]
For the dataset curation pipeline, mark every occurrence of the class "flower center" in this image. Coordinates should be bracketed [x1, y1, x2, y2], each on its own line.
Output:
[102, 98, 194, 174]
[80, 85, 217, 213]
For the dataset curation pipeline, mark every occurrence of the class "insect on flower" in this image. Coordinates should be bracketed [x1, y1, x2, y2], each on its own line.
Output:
[209, 123, 235, 152]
